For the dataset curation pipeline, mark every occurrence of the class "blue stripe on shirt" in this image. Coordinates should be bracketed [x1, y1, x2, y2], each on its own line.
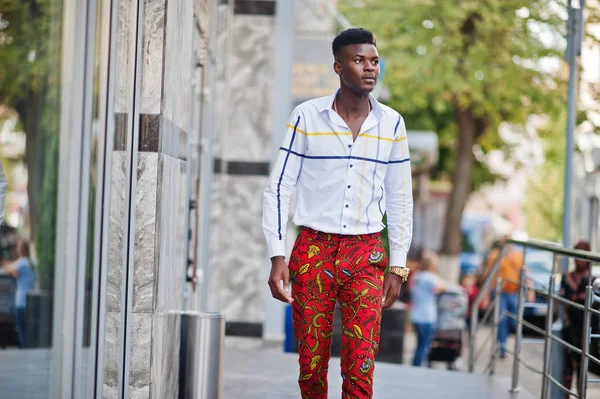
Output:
[378, 186, 384, 218]
[393, 115, 401, 137]
[279, 147, 409, 165]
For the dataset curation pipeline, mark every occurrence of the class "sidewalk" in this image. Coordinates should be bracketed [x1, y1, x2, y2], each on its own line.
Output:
[401, 324, 600, 398]
[222, 337, 533, 399]
[223, 323, 600, 399]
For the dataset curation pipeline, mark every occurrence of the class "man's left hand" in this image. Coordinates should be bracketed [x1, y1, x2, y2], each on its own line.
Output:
[382, 273, 402, 309]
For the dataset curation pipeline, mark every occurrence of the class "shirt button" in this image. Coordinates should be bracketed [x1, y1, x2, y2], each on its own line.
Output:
[348, 144, 352, 148]
[347, 185, 351, 189]
[349, 164, 353, 168]
[343, 225, 347, 228]
[345, 204, 349, 208]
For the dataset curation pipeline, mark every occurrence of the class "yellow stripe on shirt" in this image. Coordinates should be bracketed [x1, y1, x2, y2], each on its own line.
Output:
[286, 124, 350, 137]
[286, 125, 408, 142]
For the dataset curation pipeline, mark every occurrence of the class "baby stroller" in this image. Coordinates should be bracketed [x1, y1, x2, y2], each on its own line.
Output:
[427, 287, 468, 369]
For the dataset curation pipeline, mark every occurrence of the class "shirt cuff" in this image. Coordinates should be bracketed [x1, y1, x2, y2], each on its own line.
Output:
[268, 239, 287, 259]
[389, 250, 408, 268]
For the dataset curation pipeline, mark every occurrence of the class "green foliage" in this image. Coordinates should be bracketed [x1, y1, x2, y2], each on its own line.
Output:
[525, 113, 566, 242]
[34, 134, 58, 286]
[0, 0, 62, 106]
[0, 145, 20, 217]
[1, 1, 63, 286]
[340, 0, 568, 187]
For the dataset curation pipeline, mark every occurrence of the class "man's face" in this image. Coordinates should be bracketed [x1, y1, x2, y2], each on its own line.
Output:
[334, 43, 380, 94]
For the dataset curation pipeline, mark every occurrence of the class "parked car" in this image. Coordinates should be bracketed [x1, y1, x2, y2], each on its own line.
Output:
[459, 215, 493, 278]
[522, 249, 560, 325]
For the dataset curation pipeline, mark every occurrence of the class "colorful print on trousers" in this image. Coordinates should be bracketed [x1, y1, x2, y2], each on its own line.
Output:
[289, 227, 388, 399]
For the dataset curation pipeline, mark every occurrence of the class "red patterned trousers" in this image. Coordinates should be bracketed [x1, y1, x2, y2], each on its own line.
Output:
[289, 227, 388, 399]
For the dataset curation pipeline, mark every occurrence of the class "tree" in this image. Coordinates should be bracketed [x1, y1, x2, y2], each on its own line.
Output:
[0, 0, 62, 238]
[340, 1, 579, 265]
[1, 1, 62, 287]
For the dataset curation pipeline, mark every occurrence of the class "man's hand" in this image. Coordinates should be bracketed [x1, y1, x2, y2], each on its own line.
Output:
[268, 256, 293, 304]
[382, 273, 402, 309]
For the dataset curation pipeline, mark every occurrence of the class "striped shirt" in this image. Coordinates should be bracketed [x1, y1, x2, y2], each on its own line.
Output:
[263, 92, 413, 267]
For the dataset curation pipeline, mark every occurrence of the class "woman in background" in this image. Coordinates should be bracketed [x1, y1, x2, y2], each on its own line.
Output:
[3, 240, 36, 347]
[461, 273, 479, 332]
[409, 250, 447, 366]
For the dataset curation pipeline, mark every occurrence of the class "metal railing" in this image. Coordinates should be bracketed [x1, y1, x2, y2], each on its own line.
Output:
[468, 239, 600, 398]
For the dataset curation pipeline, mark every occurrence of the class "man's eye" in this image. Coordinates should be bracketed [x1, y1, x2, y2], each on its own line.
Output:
[354, 59, 362, 63]
[373, 60, 379, 65]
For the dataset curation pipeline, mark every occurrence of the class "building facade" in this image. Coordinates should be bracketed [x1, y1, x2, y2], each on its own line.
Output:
[0, 0, 222, 397]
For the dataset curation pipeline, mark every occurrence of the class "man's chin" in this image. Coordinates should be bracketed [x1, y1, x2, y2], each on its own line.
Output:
[350, 85, 375, 95]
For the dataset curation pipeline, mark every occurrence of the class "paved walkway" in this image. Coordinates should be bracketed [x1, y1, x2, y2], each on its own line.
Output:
[223, 338, 534, 399]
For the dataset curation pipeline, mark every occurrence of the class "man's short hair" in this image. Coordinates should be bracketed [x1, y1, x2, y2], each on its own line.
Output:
[332, 28, 376, 59]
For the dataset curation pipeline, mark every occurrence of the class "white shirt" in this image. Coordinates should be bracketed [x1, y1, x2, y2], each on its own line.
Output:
[0, 160, 6, 226]
[263, 92, 413, 267]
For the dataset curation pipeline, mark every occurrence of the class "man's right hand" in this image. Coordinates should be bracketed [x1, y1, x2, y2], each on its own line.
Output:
[268, 256, 293, 304]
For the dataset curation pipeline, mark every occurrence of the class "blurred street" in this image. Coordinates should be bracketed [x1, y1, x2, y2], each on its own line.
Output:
[222, 336, 532, 399]
[3, 0, 600, 397]
[222, 325, 600, 399]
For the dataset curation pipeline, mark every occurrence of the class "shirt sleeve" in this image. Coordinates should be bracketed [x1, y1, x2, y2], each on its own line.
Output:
[384, 114, 413, 268]
[263, 107, 307, 259]
[0, 160, 6, 226]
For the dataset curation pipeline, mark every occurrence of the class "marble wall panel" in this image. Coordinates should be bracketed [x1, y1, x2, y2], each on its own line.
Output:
[212, 4, 232, 159]
[129, 312, 153, 399]
[194, 0, 210, 66]
[163, 0, 194, 131]
[140, 0, 166, 115]
[195, 0, 210, 35]
[294, 0, 336, 37]
[210, 175, 268, 321]
[132, 153, 159, 313]
[150, 312, 181, 399]
[225, 15, 275, 162]
[155, 153, 187, 312]
[107, 151, 128, 312]
[102, 311, 121, 399]
[114, 0, 136, 114]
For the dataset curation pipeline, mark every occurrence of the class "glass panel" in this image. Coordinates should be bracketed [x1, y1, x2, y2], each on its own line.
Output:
[0, 0, 63, 396]
[80, 0, 110, 396]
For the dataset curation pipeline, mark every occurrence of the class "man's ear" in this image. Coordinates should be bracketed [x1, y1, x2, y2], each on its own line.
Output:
[333, 60, 342, 77]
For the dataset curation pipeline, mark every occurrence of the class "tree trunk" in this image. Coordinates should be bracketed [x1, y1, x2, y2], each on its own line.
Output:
[16, 90, 45, 239]
[441, 107, 478, 256]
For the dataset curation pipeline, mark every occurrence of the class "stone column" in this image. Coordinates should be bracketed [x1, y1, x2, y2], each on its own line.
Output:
[208, 0, 277, 334]
[207, 0, 339, 336]
[130, 0, 197, 397]
[103, 1, 206, 398]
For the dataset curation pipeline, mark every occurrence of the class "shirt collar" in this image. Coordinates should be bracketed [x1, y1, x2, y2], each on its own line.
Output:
[317, 90, 388, 122]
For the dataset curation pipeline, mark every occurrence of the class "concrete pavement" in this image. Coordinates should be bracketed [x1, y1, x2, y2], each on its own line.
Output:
[222, 337, 534, 399]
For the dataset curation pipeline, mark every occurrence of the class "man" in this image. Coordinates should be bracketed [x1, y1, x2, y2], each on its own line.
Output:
[481, 238, 531, 358]
[0, 160, 6, 226]
[560, 240, 596, 398]
[263, 28, 413, 398]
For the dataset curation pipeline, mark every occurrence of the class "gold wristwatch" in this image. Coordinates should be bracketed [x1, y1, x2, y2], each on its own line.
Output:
[389, 266, 410, 283]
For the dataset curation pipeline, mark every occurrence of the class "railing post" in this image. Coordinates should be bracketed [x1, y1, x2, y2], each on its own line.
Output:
[510, 266, 526, 392]
[469, 300, 478, 372]
[541, 274, 556, 399]
[469, 244, 507, 373]
[490, 277, 502, 376]
[578, 286, 592, 399]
